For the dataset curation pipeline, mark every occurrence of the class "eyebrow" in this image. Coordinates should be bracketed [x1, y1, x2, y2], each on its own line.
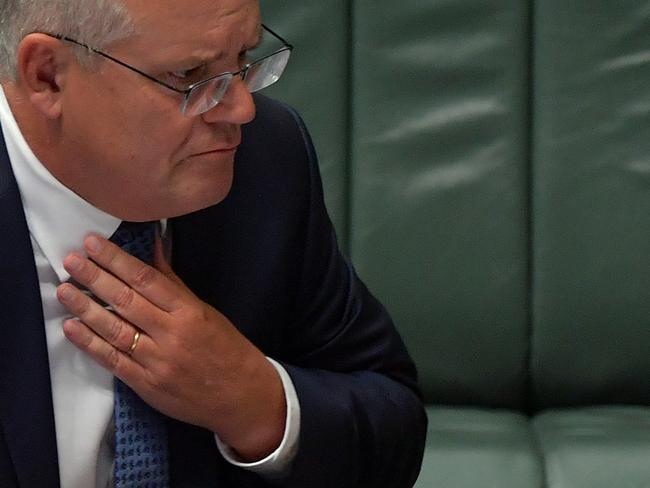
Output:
[177, 24, 265, 68]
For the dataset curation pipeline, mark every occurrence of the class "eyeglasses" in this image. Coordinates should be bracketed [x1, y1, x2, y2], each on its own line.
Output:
[44, 25, 292, 117]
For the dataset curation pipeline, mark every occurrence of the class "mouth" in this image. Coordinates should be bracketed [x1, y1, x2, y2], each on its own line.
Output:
[193, 145, 239, 156]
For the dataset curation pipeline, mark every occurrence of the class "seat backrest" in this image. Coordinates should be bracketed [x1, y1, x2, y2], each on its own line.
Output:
[531, 0, 650, 410]
[260, 0, 650, 411]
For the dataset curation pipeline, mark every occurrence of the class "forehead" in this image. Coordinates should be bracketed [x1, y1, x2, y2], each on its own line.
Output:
[118, 0, 261, 61]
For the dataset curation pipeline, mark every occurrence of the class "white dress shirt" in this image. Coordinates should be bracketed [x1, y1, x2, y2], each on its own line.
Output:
[0, 87, 300, 487]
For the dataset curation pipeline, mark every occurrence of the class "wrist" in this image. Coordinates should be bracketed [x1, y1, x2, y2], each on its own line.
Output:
[213, 352, 287, 461]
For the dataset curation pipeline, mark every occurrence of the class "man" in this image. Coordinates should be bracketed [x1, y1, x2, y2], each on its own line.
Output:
[0, 0, 427, 486]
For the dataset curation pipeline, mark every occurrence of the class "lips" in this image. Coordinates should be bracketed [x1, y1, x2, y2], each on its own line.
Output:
[196, 145, 239, 155]
[186, 130, 241, 159]
[191, 141, 241, 157]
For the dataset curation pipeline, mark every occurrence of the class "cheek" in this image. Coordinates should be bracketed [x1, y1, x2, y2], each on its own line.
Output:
[69, 81, 191, 168]
[118, 88, 195, 166]
[59, 109, 195, 217]
[76, 67, 182, 129]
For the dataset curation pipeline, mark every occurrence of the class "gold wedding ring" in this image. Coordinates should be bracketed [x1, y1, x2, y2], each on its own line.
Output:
[128, 330, 141, 356]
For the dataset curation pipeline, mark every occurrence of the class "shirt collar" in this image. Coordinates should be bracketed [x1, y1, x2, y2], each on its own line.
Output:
[0, 86, 121, 282]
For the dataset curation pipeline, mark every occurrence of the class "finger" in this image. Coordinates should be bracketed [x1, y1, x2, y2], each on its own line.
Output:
[84, 234, 185, 313]
[63, 252, 168, 337]
[57, 283, 136, 353]
[62, 318, 148, 383]
[57, 283, 157, 363]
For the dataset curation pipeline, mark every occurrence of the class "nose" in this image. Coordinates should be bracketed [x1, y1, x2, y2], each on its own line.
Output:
[201, 77, 256, 125]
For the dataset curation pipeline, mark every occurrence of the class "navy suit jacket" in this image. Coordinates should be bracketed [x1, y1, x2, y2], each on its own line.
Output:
[0, 95, 426, 487]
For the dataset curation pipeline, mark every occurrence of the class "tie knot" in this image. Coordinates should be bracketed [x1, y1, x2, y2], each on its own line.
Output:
[110, 221, 157, 265]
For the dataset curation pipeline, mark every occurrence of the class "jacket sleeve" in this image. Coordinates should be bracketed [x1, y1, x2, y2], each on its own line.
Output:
[271, 104, 427, 488]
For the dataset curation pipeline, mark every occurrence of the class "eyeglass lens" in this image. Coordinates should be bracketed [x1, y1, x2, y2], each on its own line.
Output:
[182, 48, 291, 117]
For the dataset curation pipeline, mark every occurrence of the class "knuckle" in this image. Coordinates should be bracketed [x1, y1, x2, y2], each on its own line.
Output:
[104, 244, 121, 266]
[78, 328, 94, 349]
[165, 332, 192, 356]
[114, 286, 135, 310]
[144, 370, 164, 392]
[75, 294, 91, 316]
[133, 264, 156, 289]
[86, 262, 102, 286]
[158, 364, 174, 385]
[104, 347, 121, 371]
[146, 365, 175, 394]
[107, 317, 126, 345]
[165, 332, 182, 350]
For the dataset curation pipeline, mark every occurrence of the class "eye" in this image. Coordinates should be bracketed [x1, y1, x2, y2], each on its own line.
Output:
[167, 65, 208, 87]
[171, 70, 190, 79]
[170, 66, 202, 80]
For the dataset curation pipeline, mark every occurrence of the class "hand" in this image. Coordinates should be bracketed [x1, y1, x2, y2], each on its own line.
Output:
[56, 234, 286, 461]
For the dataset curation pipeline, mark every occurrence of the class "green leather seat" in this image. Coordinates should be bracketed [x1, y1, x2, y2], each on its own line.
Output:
[260, 0, 650, 486]
[533, 408, 650, 488]
[416, 408, 543, 488]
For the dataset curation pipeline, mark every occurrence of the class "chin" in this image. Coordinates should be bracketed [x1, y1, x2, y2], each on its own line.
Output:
[172, 178, 234, 217]
[172, 156, 234, 211]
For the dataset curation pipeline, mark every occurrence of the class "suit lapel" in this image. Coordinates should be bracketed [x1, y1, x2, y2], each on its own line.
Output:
[0, 131, 60, 487]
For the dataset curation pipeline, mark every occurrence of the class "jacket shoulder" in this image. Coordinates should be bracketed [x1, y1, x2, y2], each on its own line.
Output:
[241, 94, 316, 162]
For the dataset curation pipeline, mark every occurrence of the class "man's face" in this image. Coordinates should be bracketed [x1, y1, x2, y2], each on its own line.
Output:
[54, 0, 261, 220]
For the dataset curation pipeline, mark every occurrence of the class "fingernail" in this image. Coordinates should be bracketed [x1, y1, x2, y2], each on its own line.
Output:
[85, 235, 102, 254]
[66, 254, 83, 271]
[62, 319, 79, 336]
[58, 285, 74, 301]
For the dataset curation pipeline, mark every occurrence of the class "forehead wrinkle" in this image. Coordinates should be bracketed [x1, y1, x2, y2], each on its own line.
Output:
[121, 0, 260, 52]
[116, 17, 261, 72]
[180, 17, 260, 66]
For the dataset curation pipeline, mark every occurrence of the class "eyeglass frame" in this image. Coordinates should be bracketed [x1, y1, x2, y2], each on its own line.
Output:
[41, 24, 293, 115]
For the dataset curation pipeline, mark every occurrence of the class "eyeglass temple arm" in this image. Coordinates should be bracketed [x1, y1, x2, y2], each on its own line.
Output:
[43, 33, 187, 94]
[262, 24, 293, 50]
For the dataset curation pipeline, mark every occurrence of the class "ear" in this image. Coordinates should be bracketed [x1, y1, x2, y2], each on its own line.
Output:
[16, 33, 72, 120]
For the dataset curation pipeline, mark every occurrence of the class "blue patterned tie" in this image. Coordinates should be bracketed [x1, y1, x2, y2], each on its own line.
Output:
[111, 221, 170, 488]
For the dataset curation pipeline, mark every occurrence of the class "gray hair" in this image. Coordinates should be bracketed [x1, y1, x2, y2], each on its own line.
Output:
[0, 0, 134, 80]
